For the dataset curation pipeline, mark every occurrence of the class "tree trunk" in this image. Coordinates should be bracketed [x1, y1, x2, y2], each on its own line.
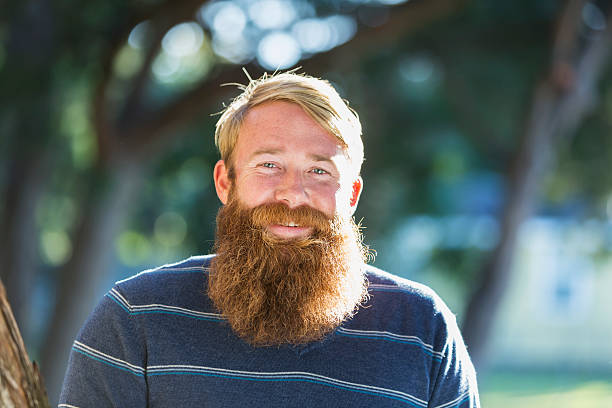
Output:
[40, 158, 147, 404]
[461, 0, 612, 369]
[0, 278, 50, 408]
[0, 152, 50, 343]
[0, 0, 56, 346]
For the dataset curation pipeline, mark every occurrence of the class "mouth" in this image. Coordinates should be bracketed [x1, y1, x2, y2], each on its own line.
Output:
[266, 222, 313, 239]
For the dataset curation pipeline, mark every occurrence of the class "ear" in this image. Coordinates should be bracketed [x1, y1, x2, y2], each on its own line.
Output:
[213, 160, 231, 204]
[348, 176, 363, 214]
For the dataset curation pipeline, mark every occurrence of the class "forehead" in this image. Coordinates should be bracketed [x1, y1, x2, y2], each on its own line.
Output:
[236, 101, 347, 160]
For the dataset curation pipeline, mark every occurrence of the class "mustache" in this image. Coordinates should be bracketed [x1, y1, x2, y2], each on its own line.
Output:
[210, 196, 370, 346]
[250, 203, 331, 232]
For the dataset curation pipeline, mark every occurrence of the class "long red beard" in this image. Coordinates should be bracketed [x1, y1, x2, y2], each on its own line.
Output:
[209, 198, 370, 346]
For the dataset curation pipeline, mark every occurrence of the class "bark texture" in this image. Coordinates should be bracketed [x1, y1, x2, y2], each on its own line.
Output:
[0, 279, 50, 408]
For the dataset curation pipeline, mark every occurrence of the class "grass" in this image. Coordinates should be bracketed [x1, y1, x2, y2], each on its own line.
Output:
[480, 371, 612, 408]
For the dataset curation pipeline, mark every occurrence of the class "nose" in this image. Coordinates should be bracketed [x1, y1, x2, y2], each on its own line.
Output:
[274, 169, 309, 208]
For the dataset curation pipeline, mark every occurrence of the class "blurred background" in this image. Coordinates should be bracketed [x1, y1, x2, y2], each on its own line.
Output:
[2, 0, 612, 405]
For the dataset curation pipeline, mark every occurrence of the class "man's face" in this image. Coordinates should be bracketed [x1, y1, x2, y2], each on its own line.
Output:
[210, 100, 368, 345]
[213, 101, 362, 239]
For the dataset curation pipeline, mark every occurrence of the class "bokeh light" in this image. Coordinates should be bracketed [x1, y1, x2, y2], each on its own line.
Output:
[113, 45, 144, 79]
[293, 15, 357, 54]
[257, 31, 301, 70]
[212, 33, 254, 64]
[162, 22, 205, 57]
[128, 20, 151, 49]
[248, 0, 297, 30]
[152, 52, 181, 79]
[212, 2, 247, 41]
[199, 0, 357, 70]
[116, 231, 152, 266]
[152, 23, 213, 85]
[40, 230, 72, 266]
[582, 2, 606, 31]
[399, 56, 436, 83]
[154, 212, 188, 247]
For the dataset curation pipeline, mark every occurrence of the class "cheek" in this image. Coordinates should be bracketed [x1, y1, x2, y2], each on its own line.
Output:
[235, 175, 278, 207]
[309, 182, 341, 215]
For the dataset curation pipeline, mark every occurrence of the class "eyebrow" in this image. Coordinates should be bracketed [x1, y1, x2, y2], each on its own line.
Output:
[310, 154, 335, 164]
[251, 149, 336, 164]
[251, 148, 282, 157]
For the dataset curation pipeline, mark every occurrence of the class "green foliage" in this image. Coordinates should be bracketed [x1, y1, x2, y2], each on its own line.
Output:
[6, 1, 612, 402]
[348, 1, 554, 282]
[6, 0, 609, 284]
[481, 371, 612, 408]
[549, 71, 612, 216]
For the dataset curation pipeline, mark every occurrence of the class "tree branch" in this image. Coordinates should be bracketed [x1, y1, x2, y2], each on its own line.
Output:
[117, 0, 211, 129]
[92, 0, 210, 162]
[118, 0, 469, 153]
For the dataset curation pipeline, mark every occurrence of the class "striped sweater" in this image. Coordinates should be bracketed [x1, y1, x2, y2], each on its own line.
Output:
[59, 255, 479, 407]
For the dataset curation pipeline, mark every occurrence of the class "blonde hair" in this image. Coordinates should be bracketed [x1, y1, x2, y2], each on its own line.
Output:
[215, 72, 364, 176]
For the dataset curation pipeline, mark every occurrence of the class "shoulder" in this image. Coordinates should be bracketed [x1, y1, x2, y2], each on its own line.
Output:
[364, 264, 451, 316]
[74, 255, 218, 351]
[356, 264, 458, 344]
[111, 255, 215, 307]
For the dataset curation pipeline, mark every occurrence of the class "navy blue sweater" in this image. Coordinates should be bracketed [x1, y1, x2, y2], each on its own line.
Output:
[59, 255, 479, 407]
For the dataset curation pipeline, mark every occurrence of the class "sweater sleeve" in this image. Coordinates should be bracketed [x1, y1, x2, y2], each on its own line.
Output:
[59, 286, 148, 407]
[428, 303, 480, 408]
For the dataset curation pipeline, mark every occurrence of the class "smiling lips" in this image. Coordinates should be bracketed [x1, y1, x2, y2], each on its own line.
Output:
[267, 222, 313, 238]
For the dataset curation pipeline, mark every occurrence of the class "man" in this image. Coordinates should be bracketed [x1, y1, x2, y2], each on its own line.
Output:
[59, 72, 480, 407]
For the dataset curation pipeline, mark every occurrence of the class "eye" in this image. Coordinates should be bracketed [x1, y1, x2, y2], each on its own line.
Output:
[311, 168, 328, 175]
[262, 162, 277, 168]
